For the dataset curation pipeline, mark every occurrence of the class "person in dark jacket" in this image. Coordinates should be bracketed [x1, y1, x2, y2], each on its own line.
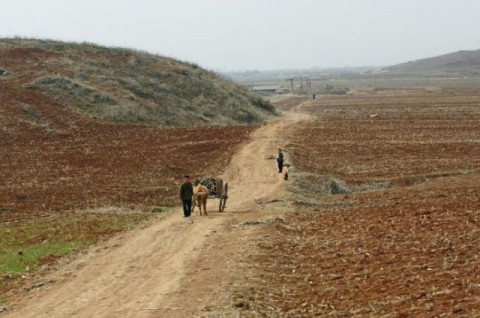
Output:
[276, 148, 284, 173]
[179, 175, 194, 217]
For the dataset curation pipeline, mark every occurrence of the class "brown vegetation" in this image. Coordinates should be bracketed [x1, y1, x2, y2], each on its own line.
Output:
[0, 38, 275, 126]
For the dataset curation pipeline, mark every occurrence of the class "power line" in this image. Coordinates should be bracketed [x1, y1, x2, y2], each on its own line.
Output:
[286, 78, 294, 108]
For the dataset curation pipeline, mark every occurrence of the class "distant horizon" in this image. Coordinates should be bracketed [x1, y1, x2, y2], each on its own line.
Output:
[2, 36, 477, 74]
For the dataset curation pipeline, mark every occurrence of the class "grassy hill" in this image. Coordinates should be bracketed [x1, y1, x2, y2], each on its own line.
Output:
[0, 38, 275, 126]
[384, 49, 480, 76]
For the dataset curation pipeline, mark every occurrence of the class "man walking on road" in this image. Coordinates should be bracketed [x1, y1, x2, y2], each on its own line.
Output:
[277, 148, 284, 173]
[179, 175, 193, 217]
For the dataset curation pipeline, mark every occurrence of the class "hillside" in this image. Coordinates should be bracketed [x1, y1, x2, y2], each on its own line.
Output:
[0, 39, 266, 222]
[0, 40, 262, 301]
[0, 38, 275, 126]
[384, 49, 480, 76]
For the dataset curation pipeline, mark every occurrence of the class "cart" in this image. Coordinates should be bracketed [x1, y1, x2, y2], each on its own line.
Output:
[214, 178, 229, 212]
[195, 177, 228, 212]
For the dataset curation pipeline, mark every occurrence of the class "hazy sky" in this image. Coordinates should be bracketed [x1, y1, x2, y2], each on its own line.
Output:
[1, 0, 479, 71]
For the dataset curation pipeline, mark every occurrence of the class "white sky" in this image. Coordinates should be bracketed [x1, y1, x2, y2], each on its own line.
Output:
[1, 0, 479, 71]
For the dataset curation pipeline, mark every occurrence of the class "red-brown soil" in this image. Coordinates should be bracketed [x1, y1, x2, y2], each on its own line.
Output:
[230, 90, 480, 317]
[0, 79, 254, 223]
[2, 90, 479, 316]
[3, 75, 480, 317]
[0, 105, 302, 318]
[293, 90, 480, 184]
[234, 174, 480, 317]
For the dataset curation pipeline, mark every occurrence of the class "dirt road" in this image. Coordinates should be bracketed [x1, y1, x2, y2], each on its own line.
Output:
[4, 111, 311, 318]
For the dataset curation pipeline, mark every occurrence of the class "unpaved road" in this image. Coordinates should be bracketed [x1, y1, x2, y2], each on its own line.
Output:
[3, 111, 311, 318]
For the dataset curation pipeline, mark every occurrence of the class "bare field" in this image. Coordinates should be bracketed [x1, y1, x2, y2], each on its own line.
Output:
[0, 79, 255, 300]
[293, 89, 480, 184]
[316, 77, 480, 91]
[0, 81, 254, 224]
[232, 89, 480, 317]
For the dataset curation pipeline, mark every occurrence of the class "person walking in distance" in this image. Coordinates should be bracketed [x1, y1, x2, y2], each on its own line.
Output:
[277, 148, 284, 173]
[179, 175, 193, 217]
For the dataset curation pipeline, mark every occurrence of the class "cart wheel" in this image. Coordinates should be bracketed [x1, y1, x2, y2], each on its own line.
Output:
[220, 182, 228, 212]
[215, 178, 223, 196]
[216, 178, 223, 212]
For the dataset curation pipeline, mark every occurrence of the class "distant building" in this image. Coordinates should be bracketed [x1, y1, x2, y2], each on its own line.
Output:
[250, 85, 287, 96]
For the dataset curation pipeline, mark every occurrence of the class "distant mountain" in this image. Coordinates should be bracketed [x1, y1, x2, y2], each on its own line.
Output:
[0, 38, 275, 126]
[224, 49, 480, 83]
[384, 49, 480, 76]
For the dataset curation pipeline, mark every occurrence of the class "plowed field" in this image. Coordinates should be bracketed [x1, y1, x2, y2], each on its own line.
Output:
[293, 90, 480, 184]
[0, 80, 254, 223]
[232, 89, 480, 317]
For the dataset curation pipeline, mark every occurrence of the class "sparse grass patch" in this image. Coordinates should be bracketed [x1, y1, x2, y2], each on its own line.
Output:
[150, 206, 175, 213]
[21, 103, 41, 122]
[0, 213, 151, 296]
[0, 242, 78, 273]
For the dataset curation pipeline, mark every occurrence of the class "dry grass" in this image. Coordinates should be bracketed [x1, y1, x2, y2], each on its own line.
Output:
[0, 37, 275, 126]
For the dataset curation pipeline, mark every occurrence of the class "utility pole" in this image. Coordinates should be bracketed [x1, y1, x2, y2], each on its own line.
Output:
[286, 78, 294, 109]
[308, 80, 313, 99]
[305, 78, 310, 98]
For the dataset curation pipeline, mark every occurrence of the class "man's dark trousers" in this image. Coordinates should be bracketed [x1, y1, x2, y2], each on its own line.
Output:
[182, 199, 192, 217]
[277, 160, 284, 173]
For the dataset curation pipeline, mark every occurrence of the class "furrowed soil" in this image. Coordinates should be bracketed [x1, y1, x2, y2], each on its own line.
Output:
[227, 89, 480, 317]
[0, 81, 254, 223]
[1, 96, 306, 316]
[0, 74, 254, 305]
[2, 88, 480, 317]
